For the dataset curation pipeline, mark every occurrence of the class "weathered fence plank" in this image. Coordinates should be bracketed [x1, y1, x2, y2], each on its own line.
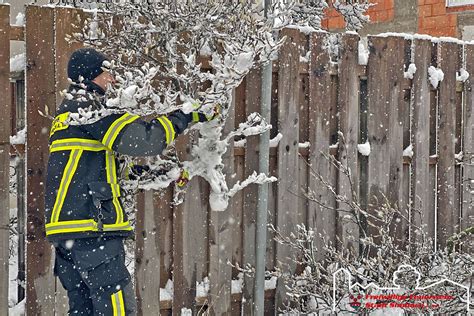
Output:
[437, 42, 460, 249]
[462, 44, 474, 252]
[172, 171, 209, 314]
[159, 187, 174, 288]
[53, 8, 88, 314]
[0, 5, 11, 315]
[274, 27, 301, 309]
[411, 39, 435, 244]
[307, 31, 334, 260]
[337, 32, 360, 254]
[366, 36, 406, 249]
[208, 91, 235, 315]
[387, 37, 409, 247]
[135, 190, 161, 314]
[55, 7, 85, 104]
[242, 68, 260, 314]
[25, 5, 57, 315]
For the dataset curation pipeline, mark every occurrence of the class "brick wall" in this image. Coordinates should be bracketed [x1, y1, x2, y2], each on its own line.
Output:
[322, 0, 395, 30]
[323, 0, 474, 38]
[419, 0, 458, 37]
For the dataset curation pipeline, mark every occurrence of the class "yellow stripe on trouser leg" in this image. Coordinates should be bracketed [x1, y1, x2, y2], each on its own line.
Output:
[112, 290, 125, 316]
[105, 151, 124, 224]
[50, 149, 83, 223]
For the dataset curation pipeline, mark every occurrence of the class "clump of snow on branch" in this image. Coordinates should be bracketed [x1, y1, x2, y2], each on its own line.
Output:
[333, 0, 372, 31]
[428, 66, 444, 89]
[67, 0, 370, 212]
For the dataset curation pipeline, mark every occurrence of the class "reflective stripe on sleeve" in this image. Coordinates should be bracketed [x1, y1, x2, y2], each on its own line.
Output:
[105, 151, 124, 224]
[50, 138, 109, 152]
[156, 116, 176, 145]
[102, 113, 139, 149]
[50, 149, 83, 223]
[45, 220, 132, 235]
[111, 289, 125, 316]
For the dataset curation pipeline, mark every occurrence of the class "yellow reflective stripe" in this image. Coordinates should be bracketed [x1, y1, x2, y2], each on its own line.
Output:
[112, 290, 125, 316]
[192, 112, 200, 122]
[102, 113, 139, 149]
[50, 149, 83, 223]
[118, 290, 125, 316]
[112, 291, 118, 316]
[105, 151, 123, 224]
[157, 116, 175, 145]
[45, 220, 132, 235]
[50, 112, 70, 137]
[161, 116, 175, 141]
[50, 138, 108, 152]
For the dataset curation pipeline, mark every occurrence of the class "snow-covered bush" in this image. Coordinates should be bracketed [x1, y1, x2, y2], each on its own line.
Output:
[63, 0, 370, 212]
[269, 134, 473, 314]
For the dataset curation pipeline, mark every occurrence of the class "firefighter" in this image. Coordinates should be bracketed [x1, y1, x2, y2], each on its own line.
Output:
[45, 48, 218, 315]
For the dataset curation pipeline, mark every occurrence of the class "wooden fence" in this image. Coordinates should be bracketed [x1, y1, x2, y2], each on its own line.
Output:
[1, 4, 473, 316]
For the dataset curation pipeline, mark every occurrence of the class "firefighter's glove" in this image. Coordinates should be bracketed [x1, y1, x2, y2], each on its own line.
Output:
[176, 169, 190, 187]
[191, 103, 221, 123]
[128, 164, 151, 181]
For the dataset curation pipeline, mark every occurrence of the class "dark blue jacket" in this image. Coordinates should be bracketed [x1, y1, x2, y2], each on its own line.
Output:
[45, 89, 191, 242]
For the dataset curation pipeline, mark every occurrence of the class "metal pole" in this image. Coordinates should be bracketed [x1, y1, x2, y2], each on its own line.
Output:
[254, 0, 272, 313]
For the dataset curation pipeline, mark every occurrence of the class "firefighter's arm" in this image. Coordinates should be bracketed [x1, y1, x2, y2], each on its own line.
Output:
[113, 110, 192, 156]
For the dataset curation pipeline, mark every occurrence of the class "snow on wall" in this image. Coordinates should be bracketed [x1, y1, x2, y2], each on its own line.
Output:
[10, 54, 25, 73]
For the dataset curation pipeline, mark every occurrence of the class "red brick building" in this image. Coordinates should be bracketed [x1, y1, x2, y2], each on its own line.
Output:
[323, 0, 474, 40]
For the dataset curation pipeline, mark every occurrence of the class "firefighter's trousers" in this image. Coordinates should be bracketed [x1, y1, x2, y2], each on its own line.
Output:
[53, 236, 137, 315]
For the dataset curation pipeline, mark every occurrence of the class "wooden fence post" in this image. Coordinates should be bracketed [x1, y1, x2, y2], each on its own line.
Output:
[25, 5, 57, 315]
[0, 5, 11, 315]
[274, 27, 301, 311]
[437, 41, 460, 249]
